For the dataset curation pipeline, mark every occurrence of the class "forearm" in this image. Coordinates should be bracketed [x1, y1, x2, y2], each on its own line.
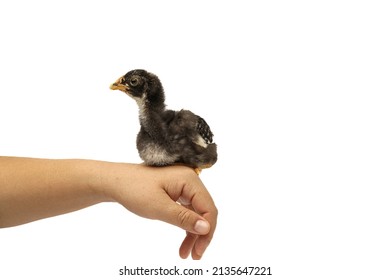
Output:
[0, 157, 112, 228]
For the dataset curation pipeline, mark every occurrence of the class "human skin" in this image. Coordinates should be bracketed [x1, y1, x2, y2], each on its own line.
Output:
[0, 157, 217, 259]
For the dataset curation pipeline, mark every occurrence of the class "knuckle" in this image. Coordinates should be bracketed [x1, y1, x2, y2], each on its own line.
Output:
[214, 206, 219, 217]
[177, 208, 192, 227]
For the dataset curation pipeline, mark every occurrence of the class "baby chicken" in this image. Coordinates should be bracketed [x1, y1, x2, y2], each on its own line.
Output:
[110, 69, 217, 174]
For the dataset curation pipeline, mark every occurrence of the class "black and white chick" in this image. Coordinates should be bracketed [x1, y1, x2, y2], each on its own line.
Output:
[110, 69, 217, 174]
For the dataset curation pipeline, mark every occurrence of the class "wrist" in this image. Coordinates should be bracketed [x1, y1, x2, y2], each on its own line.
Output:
[81, 159, 115, 203]
[89, 160, 140, 203]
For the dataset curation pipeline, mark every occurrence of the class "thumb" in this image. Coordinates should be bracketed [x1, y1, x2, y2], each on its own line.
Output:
[160, 201, 210, 235]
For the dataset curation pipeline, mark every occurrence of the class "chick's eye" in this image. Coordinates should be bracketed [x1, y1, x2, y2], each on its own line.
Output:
[130, 77, 140, 86]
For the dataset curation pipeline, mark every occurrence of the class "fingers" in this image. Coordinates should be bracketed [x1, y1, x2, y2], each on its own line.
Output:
[179, 231, 211, 260]
[182, 183, 218, 259]
[159, 195, 211, 235]
[179, 232, 198, 259]
[191, 211, 216, 259]
[176, 196, 215, 260]
[157, 194, 215, 259]
[174, 175, 217, 259]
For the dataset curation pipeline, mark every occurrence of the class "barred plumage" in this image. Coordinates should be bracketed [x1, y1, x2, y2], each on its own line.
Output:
[196, 117, 213, 144]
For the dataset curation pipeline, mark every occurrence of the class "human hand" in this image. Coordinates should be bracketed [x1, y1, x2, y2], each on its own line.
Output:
[102, 164, 218, 260]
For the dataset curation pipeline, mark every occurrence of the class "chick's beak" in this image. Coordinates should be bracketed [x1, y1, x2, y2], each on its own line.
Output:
[110, 76, 128, 92]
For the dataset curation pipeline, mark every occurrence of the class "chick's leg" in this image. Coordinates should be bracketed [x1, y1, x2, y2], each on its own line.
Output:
[194, 168, 202, 175]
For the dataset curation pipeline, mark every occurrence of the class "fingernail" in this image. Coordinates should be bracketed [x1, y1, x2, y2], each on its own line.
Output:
[194, 220, 210, 235]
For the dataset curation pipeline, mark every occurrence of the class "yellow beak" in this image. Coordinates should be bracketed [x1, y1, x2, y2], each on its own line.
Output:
[110, 76, 128, 92]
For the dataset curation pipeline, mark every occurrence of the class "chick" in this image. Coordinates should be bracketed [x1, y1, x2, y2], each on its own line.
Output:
[110, 69, 217, 174]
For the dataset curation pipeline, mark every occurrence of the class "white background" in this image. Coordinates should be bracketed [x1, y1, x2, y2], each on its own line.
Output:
[0, 1, 389, 279]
